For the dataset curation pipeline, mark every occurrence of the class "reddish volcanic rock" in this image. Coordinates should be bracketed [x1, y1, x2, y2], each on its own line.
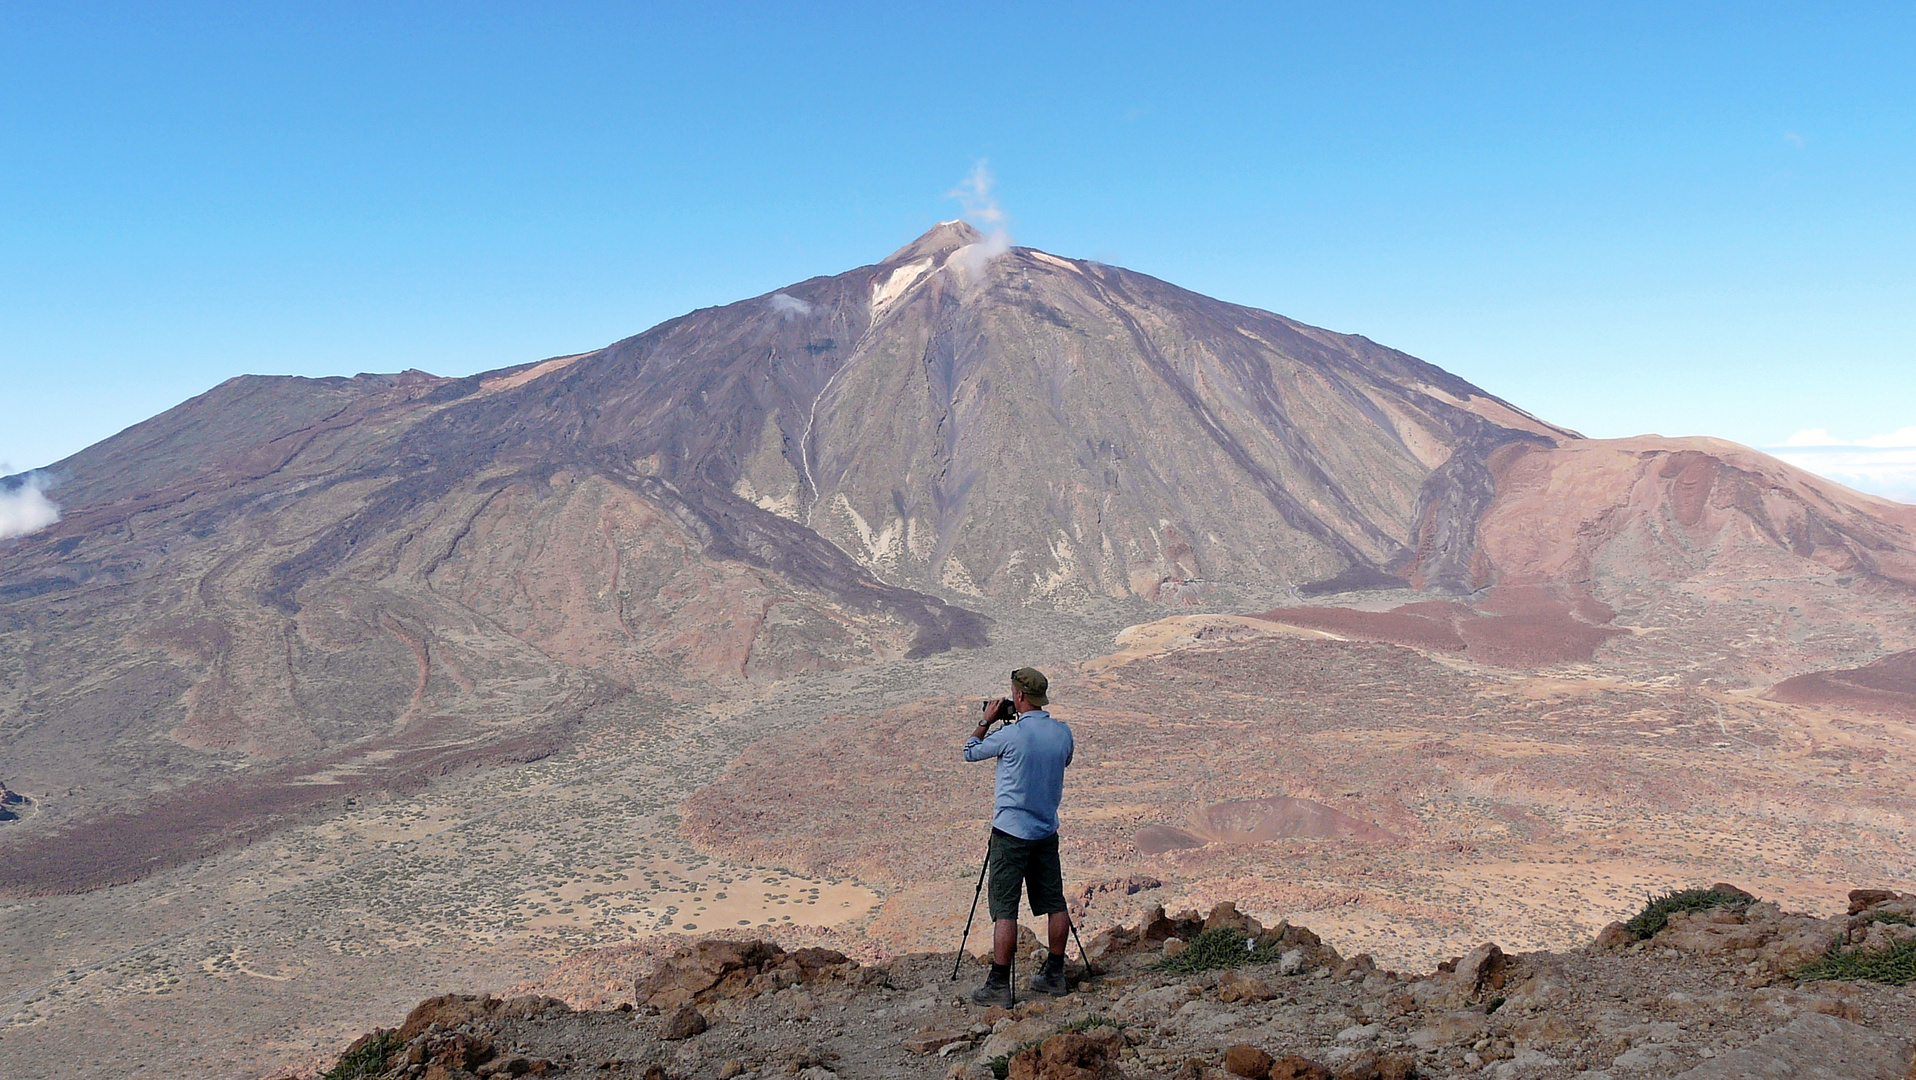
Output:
[1267, 1054, 1334, 1080]
[634, 938, 856, 1011]
[1223, 1043, 1275, 1078]
[1007, 1028, 1125, 1080]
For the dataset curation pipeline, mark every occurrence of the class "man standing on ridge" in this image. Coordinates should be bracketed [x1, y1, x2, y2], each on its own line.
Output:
[964, 666, 1075, 1004]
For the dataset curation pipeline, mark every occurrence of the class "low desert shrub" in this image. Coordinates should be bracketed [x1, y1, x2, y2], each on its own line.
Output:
[1794, 935, 1916, 986]
[1623, 887, 1754, 941]
[322, 1031, 400, 1080]
[1150, 927, 1283, 974]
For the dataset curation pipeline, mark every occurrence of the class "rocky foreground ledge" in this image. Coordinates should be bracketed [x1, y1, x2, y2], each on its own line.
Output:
[307, 888, 1916, 1080]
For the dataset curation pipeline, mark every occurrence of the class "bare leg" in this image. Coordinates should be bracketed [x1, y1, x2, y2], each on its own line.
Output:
[1047, 912, 1069, 958]
[992, 918, 1017, 966]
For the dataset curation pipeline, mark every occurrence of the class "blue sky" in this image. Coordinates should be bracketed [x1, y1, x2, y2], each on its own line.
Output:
[2, 3, 1912, 500]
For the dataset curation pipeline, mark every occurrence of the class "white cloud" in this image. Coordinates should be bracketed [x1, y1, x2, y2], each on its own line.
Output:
[767, 292, 813, 318]
[1771, 427, 1916, 504]
[947, 160, 1013, 276]
[1858, 426, 1916, 448]
[1781, 426, 1916, 448]
[0, 472, 61, 540]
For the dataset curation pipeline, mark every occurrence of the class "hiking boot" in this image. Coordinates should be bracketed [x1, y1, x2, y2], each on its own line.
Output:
[1028, 954, 1069, 996]
[970, 964, 1015, 1007]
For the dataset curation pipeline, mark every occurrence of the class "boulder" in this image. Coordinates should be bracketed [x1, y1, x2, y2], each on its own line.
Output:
[1456, 943, 1509, 994]
[1333, 954, 1378, 980]
[1653, 902, 1838, 977]
[1848, 889, 1900, 915]
[393, 994, 569, 1043]
[977, 1017, 1056, 1062]
[1083, 925, 1138, 961]
[636, 939, 856, 1010]
[1005, 1028, 1124, 1080]
[1204, 902, 1264, 937]
[1217, 972, 1276, 1003]
[398, 995, 492, 1041]
[1267, 1055, 1333, 1080]
[1408, 943, 1506, 1008]
[1070, 875, 1163, 919]
[1409, 1010, 1488, 1050]
[904, 1029, 970, 1055]
[1140, 905, 1208, 943]
[432, 1034, 494, 1072]
[1141, 905, 1179, 943]
[658, 1005, 708, 1041]
[1499, 956, 1568, 1013]
[1223, 1044, 1275, 1079]
[1332, 1051, 1418, 1080]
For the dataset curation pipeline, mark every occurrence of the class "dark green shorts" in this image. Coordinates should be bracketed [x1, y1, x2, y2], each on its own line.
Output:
[988, 828, 1066, 921]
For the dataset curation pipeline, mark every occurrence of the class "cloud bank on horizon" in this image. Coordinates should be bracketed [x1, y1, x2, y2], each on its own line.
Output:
[1771, 427, 1916, 505]
[0, 472, 62, 540]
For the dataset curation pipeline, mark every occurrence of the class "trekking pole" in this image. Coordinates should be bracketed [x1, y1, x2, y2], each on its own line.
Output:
[1067, 913, 1098, 979]
[950, 840, 991, 981]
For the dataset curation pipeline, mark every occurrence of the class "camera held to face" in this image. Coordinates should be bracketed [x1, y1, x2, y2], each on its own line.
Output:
[981, 697, 1015, 727]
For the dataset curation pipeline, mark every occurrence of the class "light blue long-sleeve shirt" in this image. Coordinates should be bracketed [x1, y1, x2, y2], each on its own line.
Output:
[964, 709, 1074, 840]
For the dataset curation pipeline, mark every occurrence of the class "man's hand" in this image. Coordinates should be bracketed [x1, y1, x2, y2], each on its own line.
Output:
[975, 697, 1011, 739]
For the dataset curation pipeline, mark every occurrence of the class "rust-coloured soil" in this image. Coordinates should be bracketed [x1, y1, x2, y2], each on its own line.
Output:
[0, 721, 574, 897]
[1138, 796, 1401, 853]
[1768, 650, 1916, 717]
[1256, 585, 1627, 668]
[1251, 605, 1467, 652]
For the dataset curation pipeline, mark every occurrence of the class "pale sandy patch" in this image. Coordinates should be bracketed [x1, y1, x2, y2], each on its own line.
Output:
[480, 353, 587, 394]
[517, 858, 878, 937]
[1083, 614, 1334, 675]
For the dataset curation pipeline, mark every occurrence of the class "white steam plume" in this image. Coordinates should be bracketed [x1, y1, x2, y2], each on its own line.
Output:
[768, 292, 813, 318]
[948, 160, 1013, 277]
[0, 472, 61, 540]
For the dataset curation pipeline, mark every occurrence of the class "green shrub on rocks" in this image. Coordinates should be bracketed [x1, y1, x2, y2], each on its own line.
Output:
[1150, 927, 1283, 974]
[1795, 934, 1916, 985]
[1623, 887, 1754, 941]
[322, 1030, 400, 1080]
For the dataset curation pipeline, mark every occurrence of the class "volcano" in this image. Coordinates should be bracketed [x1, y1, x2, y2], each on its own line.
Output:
[3, 221, 1913, 893]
